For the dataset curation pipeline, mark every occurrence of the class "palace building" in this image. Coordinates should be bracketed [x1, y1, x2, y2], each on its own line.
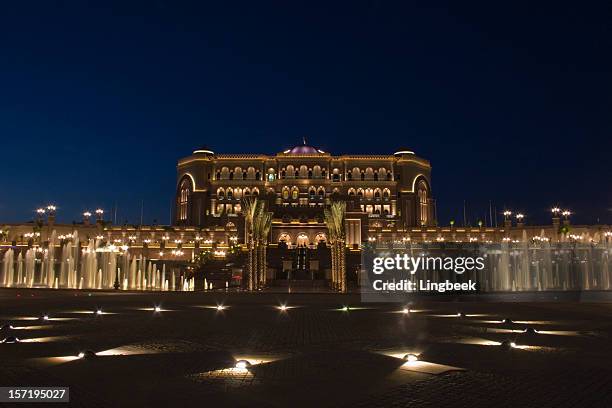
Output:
[174, 141, 435, 248]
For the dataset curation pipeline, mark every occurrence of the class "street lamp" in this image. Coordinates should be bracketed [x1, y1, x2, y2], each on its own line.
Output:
[515, 213, 524, 221]
[562, 210, 571, 219]
[551, 207, 561, 216]
[503, 210, 512, 220]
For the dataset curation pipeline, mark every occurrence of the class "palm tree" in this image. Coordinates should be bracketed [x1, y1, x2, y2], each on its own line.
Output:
[243, 197, 272, 291]
[324, 201, 347, 292]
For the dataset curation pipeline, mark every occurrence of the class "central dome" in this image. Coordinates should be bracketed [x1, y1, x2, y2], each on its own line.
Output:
[284, 138, 324, 155]
[289, 144, 319, 154]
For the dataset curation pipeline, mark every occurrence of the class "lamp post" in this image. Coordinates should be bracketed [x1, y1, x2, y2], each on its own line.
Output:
[503, 210, 512, 229]
[562, 210, 571, 226]
[515, 213, 524, 228]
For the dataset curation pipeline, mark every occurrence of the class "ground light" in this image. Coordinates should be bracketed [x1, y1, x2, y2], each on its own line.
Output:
[524, 327, 539, 335]
[78, 350, 97, 359]
[154, 306, 162, 313]
[1, 323, 14, 331]
[216, 305, 226, 311]
[403, 353, 419, 362]
[234, 360, 251, 369]
[342, 306, 350, 312]
[95, 309, 103, 316]
[2, 336, 19, 343]
[457, 312, 466, 318]
[500, 340, 517, 350]
[277, 304, 288, 312]
[501, 318, 513, 324]
[40, 314, 49, 321]
[402, 308, 410, 315]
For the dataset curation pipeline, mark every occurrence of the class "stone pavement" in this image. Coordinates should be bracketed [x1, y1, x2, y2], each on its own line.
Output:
[1, 288, 611, 407]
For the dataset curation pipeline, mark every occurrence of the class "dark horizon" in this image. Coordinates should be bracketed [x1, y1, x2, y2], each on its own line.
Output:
[1, 1, 611, 226]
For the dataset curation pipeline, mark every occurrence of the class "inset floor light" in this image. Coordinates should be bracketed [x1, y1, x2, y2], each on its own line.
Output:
[501, 318, 513, 324]
[402, 308, 410, 315]
[234, 359, 251, 369]
[78, 350, 97, 359]
[216, 305, 226, 311]
[277, 304, 288, 312]
[457, 312, 467, 318]
[342, 306, 350, 312]
[524, 327, 538, 335]
[1, 323, 14, 331]
[95, 309, 103, 316]
[403, 353, 419, 362]
[1, 336, 19, 343]
[500, 340, 517, 350]
[154, 306, 162, 313]
[40, 314, 50, 321]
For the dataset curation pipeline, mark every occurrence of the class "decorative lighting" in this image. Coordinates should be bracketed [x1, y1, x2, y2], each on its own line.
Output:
[36, 208, 46, 215]
[78, 350, 97, 359]
[501, 318, 513, 324]
[83, 211, 92, 218]
[95, 309, 103, 316]
[457, 312, 466, 318]
[500, 340, 517, 350]
[515, 213, 524, 221]
[234, 360, 251, 369]
[524, 327, 538, 335]
[562, 210, 571, 218]
[503, 210, 512, 218]
[46, 205, 57, 212]
[1, 336, 19, 343]
[341, 306, 349, 312]
[277, 304, 288, 312]
[216, 305, 226, 311]
[40, 314, 49, 321]
[551, 207, 561, 215]
[154, 306, 162, 313]
[402, 308, 410, 315]
[403, 353, 419, 362]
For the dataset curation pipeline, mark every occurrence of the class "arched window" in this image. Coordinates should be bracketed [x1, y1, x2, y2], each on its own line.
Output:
[178, 178, 191, 221]
[317, 188, 325, 199]
[227, 188, 233, 199]
[299, 165, 308, 178]
[252, 188, 259, 196]
[417, 180, 429, 226]
[282, 187, 290, 200]
[244, 188, 251, 197]
[357, 188, 364, 198]
[291, 187, 299, 200]
[309, 187, 316, 199]
[348, 188, 356, 196]
[347, 172, 352, 180]
[374, 189, 381, 198]
[313, 165, 321, 178]
[217, 188, 225, 199]
[383, 188, 390, 199]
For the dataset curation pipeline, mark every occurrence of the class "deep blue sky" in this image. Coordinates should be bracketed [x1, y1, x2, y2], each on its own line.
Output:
[1, 1, 610, 226]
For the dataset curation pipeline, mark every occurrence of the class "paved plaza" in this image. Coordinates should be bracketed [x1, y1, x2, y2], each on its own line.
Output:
[1, 288, 612, 407]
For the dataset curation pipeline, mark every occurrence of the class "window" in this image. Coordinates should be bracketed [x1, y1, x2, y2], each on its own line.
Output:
[318, 188, 325, 199]
[178, 179, 191, 221]
[282, 188, 290, 200]
[291, 188, 299, 200]
[417, 180, 429, 226]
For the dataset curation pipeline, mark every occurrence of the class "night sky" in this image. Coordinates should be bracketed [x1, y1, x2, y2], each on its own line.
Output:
[1, 1, 610, 226]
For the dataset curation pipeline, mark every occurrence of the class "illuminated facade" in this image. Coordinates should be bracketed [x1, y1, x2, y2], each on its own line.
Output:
[174, 142, 435, 247]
